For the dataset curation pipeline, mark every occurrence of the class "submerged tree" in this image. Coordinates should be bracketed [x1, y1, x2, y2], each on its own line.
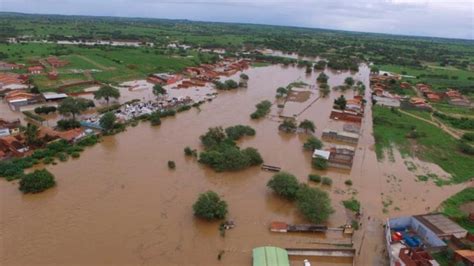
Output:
[267, 172, 300, 200]
[334, 95, 347, 110]
[344, 77, 355, 86]
[303, 136, 323, 151]
[278, 119, 297, 133]
[299, 119, 316, 133]
[296, 185, 333, 223]
[193, 191, 228, 220]
[94, 85, 120, 105]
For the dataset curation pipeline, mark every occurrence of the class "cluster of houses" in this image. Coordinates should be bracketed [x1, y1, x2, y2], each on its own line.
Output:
[0, 118, 91, 160]
[4, 90, 66, 111]
[386, 213, 473, 266]
[0, 72, 29, 93]
[370, 74, 404, 108]
[145, 59, 250, 90]
[416, 84, 471, 107]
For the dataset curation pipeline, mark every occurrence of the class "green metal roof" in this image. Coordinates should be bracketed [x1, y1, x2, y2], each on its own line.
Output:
[252, 246, 290, 266]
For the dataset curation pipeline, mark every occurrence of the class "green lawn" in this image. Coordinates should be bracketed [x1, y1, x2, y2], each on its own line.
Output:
[372, 106, 474, 184]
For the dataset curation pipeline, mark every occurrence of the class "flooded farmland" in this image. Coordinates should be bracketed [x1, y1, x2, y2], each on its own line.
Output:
[0, 64, 467, 266]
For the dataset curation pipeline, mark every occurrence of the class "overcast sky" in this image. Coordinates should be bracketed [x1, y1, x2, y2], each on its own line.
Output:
[1, 0, 473, 39]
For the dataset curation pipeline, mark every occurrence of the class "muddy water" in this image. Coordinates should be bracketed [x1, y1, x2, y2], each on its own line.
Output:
[0, 64, 467, 266]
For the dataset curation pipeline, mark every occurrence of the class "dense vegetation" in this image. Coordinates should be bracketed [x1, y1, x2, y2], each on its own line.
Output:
[267, 172, 333, 223]
[198, 126, 263, 171]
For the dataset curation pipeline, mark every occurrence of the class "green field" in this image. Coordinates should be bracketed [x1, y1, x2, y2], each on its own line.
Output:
[372, 106, 474, 184]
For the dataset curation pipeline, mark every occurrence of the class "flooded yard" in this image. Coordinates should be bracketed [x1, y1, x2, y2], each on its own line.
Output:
[0, 64, 467, 266]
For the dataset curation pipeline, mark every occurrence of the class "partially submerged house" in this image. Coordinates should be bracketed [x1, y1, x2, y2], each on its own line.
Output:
[385, 213, 468, 266]
[329, 109, 362, 123]
[252, 246, 290, 266]
[147, 73, 181, 85]
[0, 135, 29, 158]
[322, 129, 359, 144]
[0, 119, 21, 136]
[4, 90, 42, 111]
[312, 145, 356, 169]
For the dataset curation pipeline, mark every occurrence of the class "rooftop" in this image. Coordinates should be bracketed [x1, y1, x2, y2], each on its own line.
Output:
[253, 246, 290, 266]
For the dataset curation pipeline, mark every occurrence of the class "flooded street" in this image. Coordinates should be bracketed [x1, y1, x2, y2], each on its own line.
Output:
[0, 64, 467, 266]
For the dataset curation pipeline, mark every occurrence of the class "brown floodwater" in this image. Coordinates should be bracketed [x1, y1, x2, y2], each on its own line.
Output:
[0, 64, 467, 266]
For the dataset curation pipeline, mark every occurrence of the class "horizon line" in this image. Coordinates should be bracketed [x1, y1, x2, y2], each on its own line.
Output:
[1, 10, 473, 42]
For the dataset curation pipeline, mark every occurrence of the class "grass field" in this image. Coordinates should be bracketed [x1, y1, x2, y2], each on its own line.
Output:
[372, 106, 474, 184]
[0, 43, 204, 90]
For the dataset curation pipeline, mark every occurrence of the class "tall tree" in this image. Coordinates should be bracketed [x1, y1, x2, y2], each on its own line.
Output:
[58, 97, 91, 121]
[25, 123, 39, 145]
[94, 85, 120, 105]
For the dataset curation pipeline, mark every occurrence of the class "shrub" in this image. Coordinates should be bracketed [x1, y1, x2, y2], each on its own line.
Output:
[308, 174, 321, 183]
[23, 111, 45, 122]
[19, 169, 56, 194]
[296, 185, 333, 223]
[149, 112, 161, 126]
[321, 177, 332, 186]
[250, 100, 272, 119]
[160, 109, 176, 117]
[177, 105, 191, 112]
[312, 157, 328, 170]
[342, 198, 361, 212]
[184, 147, 193, 156]
[34, 106, 57, 114]
[168, 160, 176, 169]
[57, 119, 81, 130]
[303, 136, 323, 150]
[193, 191, 228, 220]
[71, 152, 80, 158]
[267, 172, 300, 200]
[344, 179, 353, 186]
